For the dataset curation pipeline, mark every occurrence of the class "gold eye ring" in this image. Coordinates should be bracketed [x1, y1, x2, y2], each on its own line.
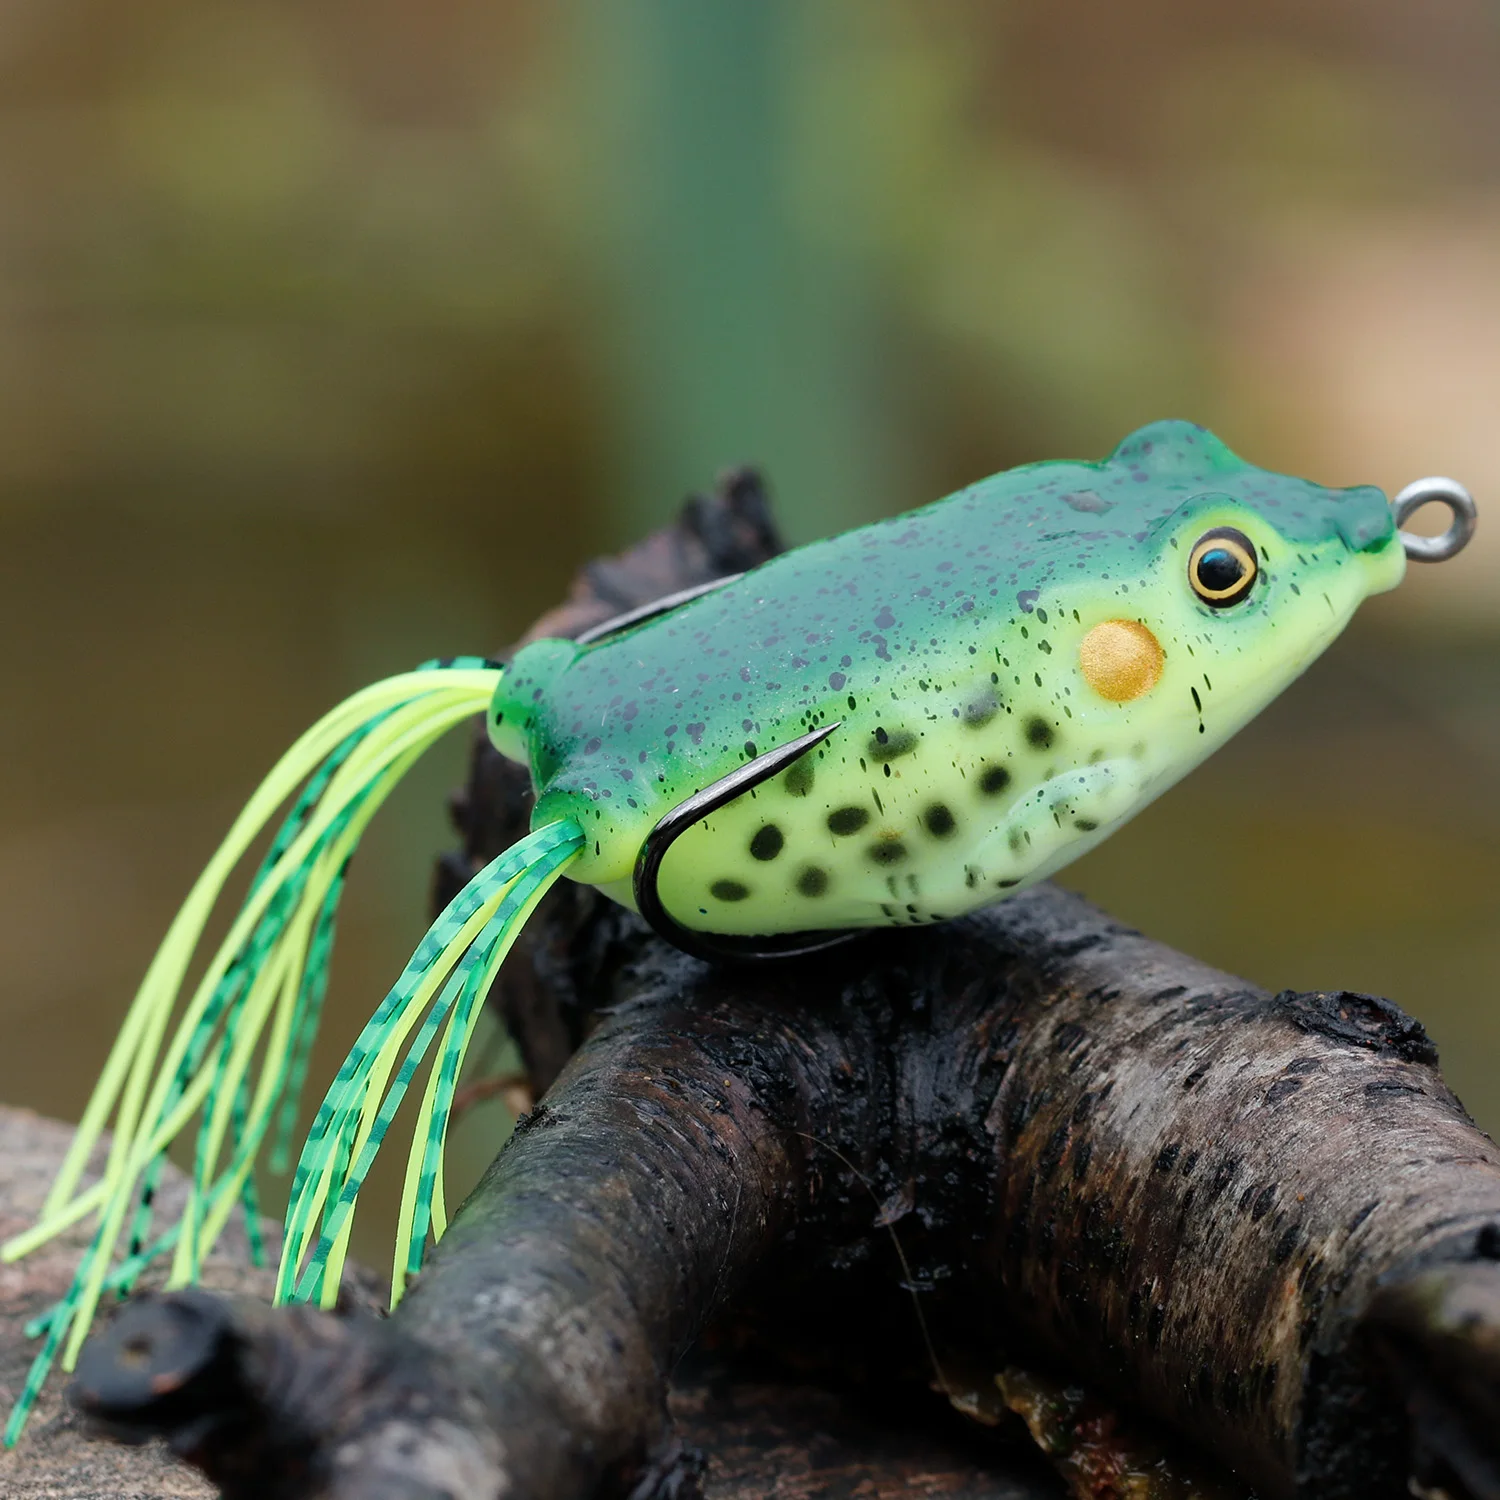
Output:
[1188, 527, 1258, 607]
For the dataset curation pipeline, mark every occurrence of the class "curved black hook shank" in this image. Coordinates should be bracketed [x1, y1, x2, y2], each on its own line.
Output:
[573, 574, 745, 646]
[632, 721, 862, 963]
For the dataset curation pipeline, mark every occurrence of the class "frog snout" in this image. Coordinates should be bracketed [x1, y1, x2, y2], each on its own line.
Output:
[1078, 619, 1164, 703]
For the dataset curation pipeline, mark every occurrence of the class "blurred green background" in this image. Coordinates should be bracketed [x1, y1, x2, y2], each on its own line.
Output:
[2, 0, 1499, 1271]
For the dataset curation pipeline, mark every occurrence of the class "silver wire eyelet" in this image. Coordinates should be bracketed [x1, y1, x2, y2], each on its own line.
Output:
[1392, 477, 1477, 563]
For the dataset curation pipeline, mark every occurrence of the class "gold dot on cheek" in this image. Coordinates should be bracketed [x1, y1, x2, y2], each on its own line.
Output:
[1078, 619, 1164, 703]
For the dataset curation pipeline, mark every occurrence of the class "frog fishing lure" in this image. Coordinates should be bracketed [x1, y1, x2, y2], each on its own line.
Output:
[1, 420, 1476, 1442]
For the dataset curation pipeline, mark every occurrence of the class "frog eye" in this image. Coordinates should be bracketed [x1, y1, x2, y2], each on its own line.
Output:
[1188, 527, 1258, 608]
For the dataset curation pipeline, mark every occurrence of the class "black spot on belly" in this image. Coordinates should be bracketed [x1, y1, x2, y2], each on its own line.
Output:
[828, 806, 870, 836]
[963, 691, 1000, 728]
[869, 727, 918, 763]
[749, 824, 784, 861]
[783, 758, 815, 797]
[870, 838, 907, 865]
[796, 865, 829, 897]
[923, 803, 956, 837]
[710, 879, 750, 902]
[1025, 716, 1055, 749]
[979, 765, 1011, 796]
[1074, 819, 1098, 832]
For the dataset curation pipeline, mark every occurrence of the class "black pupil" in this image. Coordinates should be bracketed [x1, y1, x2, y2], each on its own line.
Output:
[1197, 546, 1245, 593]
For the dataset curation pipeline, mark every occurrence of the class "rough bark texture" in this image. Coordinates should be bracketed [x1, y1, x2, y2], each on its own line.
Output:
[0, 1070, 1058, 1499]
[16, 470, 1500, 1499]
[56, 889, 1500, 1500]
[0, 1107, 256, 1499]
[449, 879, 1500, 1500]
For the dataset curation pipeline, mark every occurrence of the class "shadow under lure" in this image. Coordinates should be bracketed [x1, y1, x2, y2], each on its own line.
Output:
[0, 420, 1477, 1441]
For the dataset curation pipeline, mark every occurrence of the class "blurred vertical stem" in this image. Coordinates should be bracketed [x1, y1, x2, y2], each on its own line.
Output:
[573, 0, 894, 544]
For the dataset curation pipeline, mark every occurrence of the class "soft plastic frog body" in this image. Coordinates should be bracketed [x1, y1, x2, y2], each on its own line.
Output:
[492, 419, 1403, 935]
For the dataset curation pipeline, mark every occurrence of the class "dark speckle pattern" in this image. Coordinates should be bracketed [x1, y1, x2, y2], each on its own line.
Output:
[1025, 717, 1054, 750]
[963, 692, 1000, 728]
[783, 758, 815, 797]
[923, 804, 956, 838]
[828, 806, 871, 837]
[749, 825, 784, 861]
[869, 728, 918, 763]
[979, 766, 1011, 796]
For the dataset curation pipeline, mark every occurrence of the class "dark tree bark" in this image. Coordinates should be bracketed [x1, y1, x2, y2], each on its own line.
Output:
[61, 472, 1500, 1500]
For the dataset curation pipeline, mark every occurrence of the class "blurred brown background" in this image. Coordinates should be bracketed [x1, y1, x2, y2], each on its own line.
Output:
[1, 0, 1497, 1271]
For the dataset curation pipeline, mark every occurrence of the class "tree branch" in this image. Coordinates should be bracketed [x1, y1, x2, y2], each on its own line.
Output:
[55, 471, 1500, 1500]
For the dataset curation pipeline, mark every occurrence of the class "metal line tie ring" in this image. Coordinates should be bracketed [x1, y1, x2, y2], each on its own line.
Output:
[1393, 477, 1477, 563]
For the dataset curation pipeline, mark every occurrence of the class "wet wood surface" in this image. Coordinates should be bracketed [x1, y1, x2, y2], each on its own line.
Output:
[0, 1104, 1062, 1498]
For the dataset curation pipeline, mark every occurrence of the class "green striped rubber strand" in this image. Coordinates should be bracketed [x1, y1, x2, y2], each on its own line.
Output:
[2, 669, 500, 1447]
[118, 960, 258, 1281]
[55, 689, 491, 1369]
[294, 947, 480, 1308]
[268, 859, 345, 1173]
[252, 727, 506, 1293]
[128, 774, 355, 1289]
[156, 878, 303, 1257]
[275, 858, 529, 1299]
[4, 873, 306, 1268]
[309, 835, 578, 1308]
[231, 1077, 264, 1265]
[177, 901, 307, 1283]
[121, 963, 253, 1263]
[127, 719, 377, 1265]
[45, 687, 493, 1396]
[175, 732, 363, 1222]
[178, 781, 376, 1281]
[3, 1217, 109, 1445]
[28, 672, 490, 1233]
[21, 863, 358, 1340]
[273, 867, 508, 1290]
[278, 867, 519, 1293]
[391, 857, 562, 1298]
[4, 687, 492, 1446]
[170, 711, 455, 1289]
[274, 820, 583, 1305]
[393, 940, 511, 1295]
[0, 708, 412, 1270]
